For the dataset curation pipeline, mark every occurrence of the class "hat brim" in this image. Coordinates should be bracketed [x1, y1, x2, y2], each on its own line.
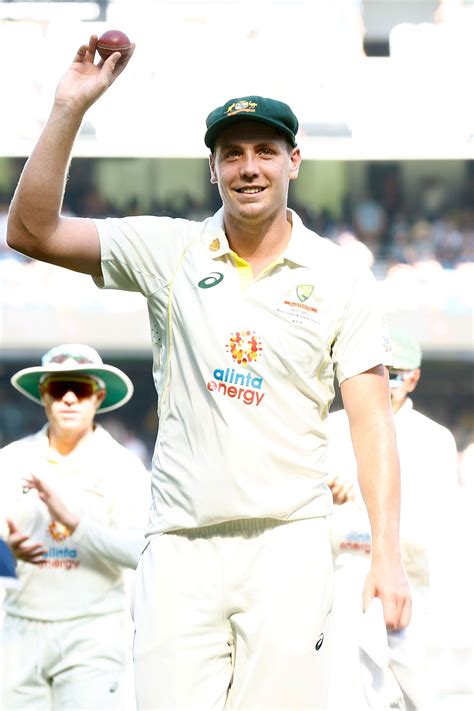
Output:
[11, 364, 133, 414]
[389, 357, 420, 370]
[205, 114, 297, 151]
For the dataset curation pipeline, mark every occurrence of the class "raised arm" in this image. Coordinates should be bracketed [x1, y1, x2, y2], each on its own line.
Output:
[6, 35, 134, 276]
[340, 364, 412, 630]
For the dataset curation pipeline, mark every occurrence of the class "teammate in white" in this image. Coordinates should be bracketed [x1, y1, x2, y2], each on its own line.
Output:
[326, 331, 459, 710]
[6, 36, 411, 709]
[0, 344, 150, 710]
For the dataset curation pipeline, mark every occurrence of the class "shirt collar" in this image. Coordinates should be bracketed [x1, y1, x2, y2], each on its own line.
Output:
[202, 208, 231, 259]
[202, 207, 321, 267]
[394, 397, 414, 419]
[282, 210, 321, 268]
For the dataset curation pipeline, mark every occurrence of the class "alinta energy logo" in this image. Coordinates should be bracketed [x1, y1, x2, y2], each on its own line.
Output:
[207, 330, 265, 407]
[39, 521, 80, 571]
[226, 330, 262, 366]
[48, 520, 72, 542]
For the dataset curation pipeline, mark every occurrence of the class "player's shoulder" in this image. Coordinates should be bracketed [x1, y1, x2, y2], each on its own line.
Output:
[97, 213, 211, 251]
[299, 223, 343, 260]
[409, 407, 456, 442]
[119, 214, 202, 232]
[295, 219, 373, 284]
[1, 429, 45, 459]
[93, 427, 149, 474]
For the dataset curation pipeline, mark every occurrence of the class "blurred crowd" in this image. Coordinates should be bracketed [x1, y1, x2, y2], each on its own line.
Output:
[293, 170, 474, 268]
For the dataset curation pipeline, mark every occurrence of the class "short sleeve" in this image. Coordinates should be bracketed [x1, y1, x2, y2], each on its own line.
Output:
[332, 266, 391, 384]
[92, 215, 193, 297]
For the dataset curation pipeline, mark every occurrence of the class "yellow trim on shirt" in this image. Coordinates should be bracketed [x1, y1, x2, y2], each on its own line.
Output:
[230, 251, 284, 290]
[230, 251, 253, 290]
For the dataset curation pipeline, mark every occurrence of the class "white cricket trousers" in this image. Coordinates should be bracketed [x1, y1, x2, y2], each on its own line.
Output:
[133, 517, 333, 710]
[0, 611, 128, 709]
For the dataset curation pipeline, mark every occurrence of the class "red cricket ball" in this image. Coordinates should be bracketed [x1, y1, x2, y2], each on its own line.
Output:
[96, 30, 132, 61]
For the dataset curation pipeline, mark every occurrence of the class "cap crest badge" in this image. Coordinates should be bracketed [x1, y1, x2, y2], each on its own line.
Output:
[226, 100, 257, 116]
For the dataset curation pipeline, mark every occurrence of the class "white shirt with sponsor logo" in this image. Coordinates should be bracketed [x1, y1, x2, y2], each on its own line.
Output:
[0, 426, 150, 621]
[326, 399, 459, 588]
[93, 208, 390, 534]
[326, 398, 460, 710]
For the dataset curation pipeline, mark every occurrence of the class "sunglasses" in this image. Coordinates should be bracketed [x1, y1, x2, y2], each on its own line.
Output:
[41, 379, 101, 400]
[388, 370, 414, 387]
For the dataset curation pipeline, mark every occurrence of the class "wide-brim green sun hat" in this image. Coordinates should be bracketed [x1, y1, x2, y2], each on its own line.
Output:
[11, 343, 133, 414]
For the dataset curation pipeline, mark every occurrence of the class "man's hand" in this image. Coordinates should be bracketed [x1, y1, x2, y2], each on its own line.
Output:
[23, 476, 80, 533]
[362, 555, 412, 630]
[327, 475, 356, 505]
[55, 34, 135, 113]
[6, 519, 47, 565]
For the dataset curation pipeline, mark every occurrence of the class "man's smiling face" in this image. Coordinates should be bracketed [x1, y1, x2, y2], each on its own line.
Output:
[209, 121, 301, 228]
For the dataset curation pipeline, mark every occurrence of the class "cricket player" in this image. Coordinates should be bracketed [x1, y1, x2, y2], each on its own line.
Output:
[0, 344, 150, 709]
[6, 36, 411, 709]
[326, 331, 459, 710]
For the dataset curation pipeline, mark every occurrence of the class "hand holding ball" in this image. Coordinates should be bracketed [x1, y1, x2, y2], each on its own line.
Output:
[96, 30, 132, 61]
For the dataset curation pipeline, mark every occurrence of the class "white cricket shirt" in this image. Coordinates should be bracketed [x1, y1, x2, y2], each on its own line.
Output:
[0, 426, 150, 620]
[326, 400, 459, 588]
[94, 208, 390, 534]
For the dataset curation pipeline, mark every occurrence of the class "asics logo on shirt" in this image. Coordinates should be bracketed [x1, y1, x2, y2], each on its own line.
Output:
[198, 272, 224, 289]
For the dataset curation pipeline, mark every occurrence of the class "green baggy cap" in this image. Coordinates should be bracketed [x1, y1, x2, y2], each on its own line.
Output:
[390, 331, 422, 370]
[205, 96, 299, 151]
